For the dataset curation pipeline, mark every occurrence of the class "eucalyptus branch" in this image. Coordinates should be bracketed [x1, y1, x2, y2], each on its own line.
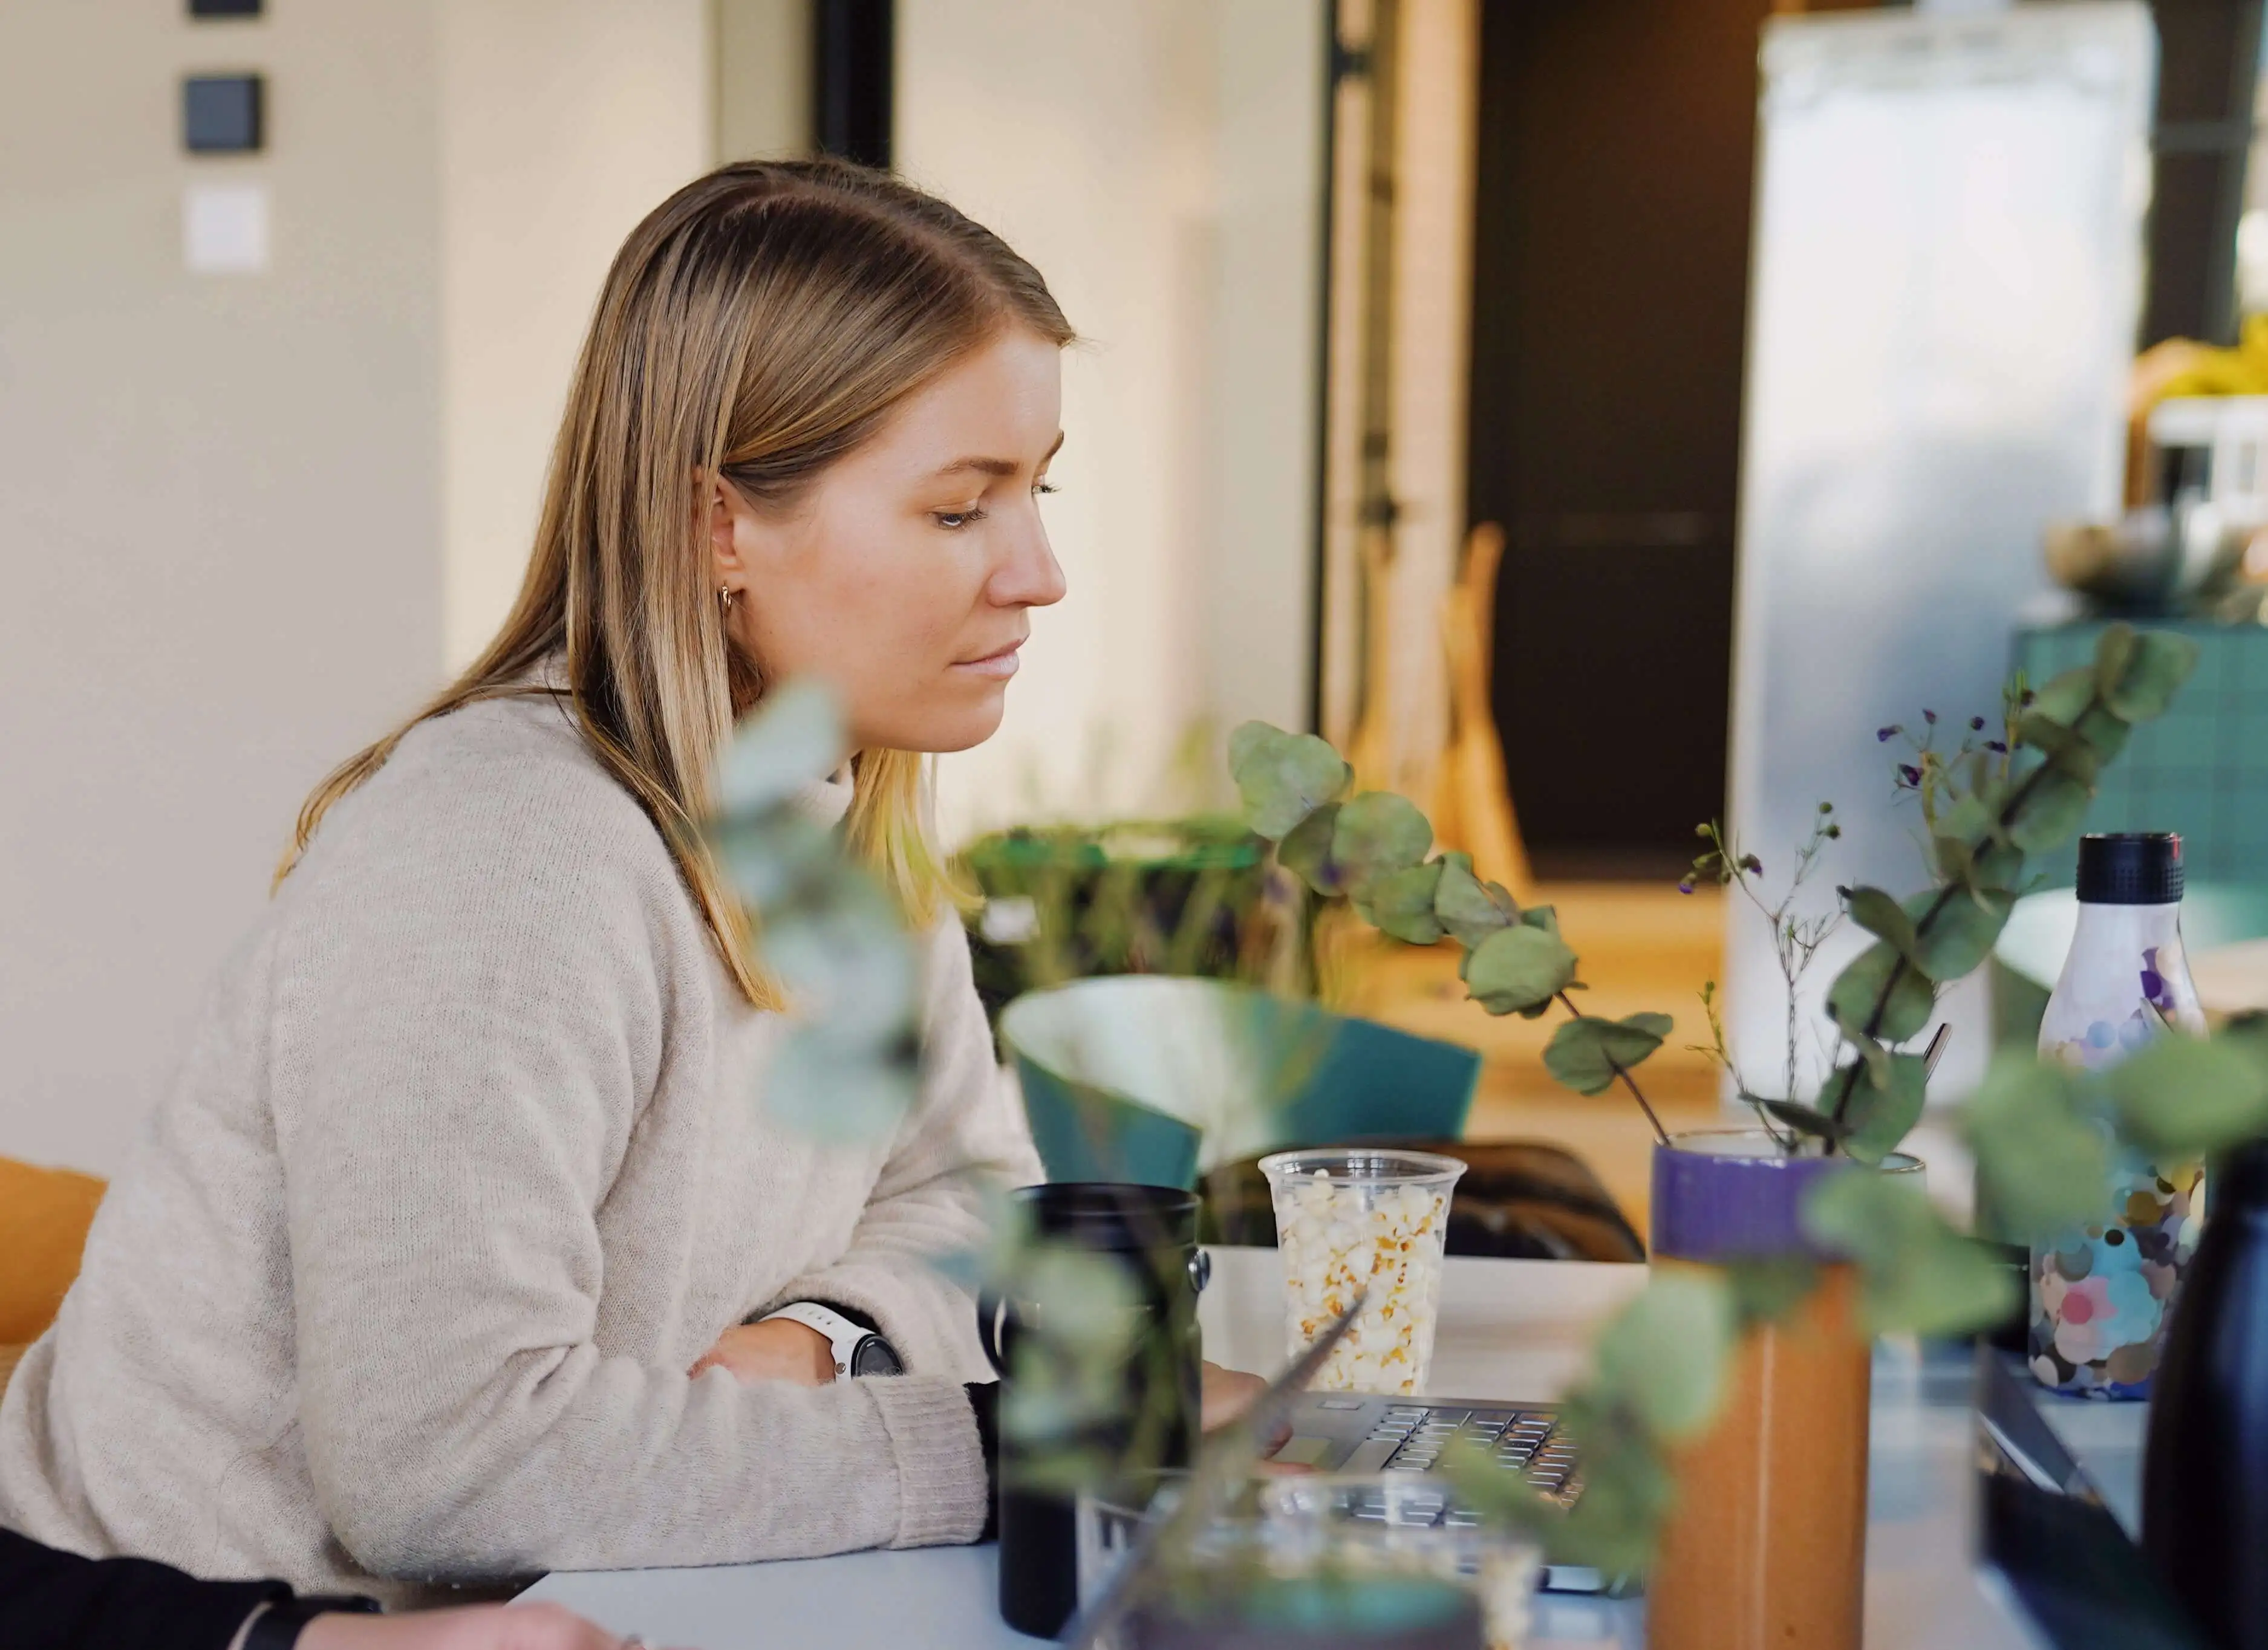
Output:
[1822, 693, 2098, 1134]
[1225, 723, 1679, 1135]
[1559, 990, 1669, 1145]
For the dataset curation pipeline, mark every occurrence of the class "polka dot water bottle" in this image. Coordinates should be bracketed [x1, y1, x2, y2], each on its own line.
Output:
[2031, 833, 2206, 1398]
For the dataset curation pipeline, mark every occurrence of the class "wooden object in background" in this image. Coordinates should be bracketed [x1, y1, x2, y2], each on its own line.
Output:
[1433, 521, 1533, 898]
[0, 1154, 105, 1397]
[0, 1155, 105, 1346]
[1650, 1264, 1871, 1650]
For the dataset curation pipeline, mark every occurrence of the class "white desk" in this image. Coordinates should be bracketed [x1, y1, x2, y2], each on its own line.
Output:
[526, 1247, 2138, 1648]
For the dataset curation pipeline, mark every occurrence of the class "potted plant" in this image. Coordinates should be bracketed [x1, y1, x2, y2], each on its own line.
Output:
[710, 625, 2268, 1648]
[1220, 622, 2202, 1649]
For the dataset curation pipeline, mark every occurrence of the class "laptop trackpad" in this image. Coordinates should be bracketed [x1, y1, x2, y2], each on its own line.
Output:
[1273, 1435, 1338, 1468]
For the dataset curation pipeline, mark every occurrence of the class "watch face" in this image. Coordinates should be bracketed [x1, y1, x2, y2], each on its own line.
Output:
[852, 1336, 904, 1377]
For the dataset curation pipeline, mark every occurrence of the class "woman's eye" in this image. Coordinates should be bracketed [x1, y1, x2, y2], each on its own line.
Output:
[1035, 481, 1058, 497]
[934, 507, 986, 530]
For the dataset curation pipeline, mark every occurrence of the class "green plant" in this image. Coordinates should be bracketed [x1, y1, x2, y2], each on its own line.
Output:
[1226, 622, 2208, 1571]
[1227, 723, 1680, 1143]
[1684, 804, 1845, 1145]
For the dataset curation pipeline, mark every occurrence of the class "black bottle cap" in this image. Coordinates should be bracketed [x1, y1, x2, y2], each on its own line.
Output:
[2075, 833, 2184, 905]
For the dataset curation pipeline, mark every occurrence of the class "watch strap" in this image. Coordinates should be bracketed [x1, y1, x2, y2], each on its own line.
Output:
[760, 1300, 886, 1377]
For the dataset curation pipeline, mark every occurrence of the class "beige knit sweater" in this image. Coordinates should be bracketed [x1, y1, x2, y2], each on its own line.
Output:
[0, 689, 1039, 1605]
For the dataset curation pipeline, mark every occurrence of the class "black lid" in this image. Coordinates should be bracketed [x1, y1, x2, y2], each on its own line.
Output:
[2076, 833, 2184, 905]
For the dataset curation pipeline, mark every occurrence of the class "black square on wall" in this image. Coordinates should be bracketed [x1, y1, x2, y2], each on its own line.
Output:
[183, 74, 264, 153]
[189, 0, 264, 16]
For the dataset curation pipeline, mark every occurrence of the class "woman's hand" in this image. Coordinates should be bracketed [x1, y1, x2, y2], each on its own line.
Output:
[1199, 1360, 1268, 1431]
[687, 1318, 835, 1386]
[297, 1600, 680, 1650]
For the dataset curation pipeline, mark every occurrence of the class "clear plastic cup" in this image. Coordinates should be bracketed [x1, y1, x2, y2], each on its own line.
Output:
[1258, 1147, 1467, 1395]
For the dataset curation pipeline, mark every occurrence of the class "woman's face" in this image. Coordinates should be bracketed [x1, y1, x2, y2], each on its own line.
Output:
[711, 326, 1067, 753]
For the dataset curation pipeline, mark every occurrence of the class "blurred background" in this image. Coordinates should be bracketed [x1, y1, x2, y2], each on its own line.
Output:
[5, 0, 2267, 1238]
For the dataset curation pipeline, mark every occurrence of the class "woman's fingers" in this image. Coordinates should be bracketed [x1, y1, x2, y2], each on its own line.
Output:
[1198, 1360, 1269, 1431]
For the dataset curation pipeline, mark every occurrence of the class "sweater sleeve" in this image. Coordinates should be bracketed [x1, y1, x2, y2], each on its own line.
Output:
[268, 754, 988, 1583]
[763, 918, 1046, 1379]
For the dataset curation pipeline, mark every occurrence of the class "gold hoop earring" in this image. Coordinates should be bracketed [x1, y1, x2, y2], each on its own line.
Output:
[719, 586, 738, 612]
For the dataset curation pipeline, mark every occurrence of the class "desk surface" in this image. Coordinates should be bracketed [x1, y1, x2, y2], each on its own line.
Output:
[527, 1247, 2139, 1649]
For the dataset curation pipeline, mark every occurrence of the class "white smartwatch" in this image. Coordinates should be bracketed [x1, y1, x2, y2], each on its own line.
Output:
[759, 1301, 904, 1377]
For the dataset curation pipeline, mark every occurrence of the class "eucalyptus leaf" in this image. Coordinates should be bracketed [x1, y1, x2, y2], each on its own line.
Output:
[1904, 885, 2013, 981]
[1840, 1053, 1926, 1166]
[2004, 768, 2092, 854]
[1433, 853, 1519, 947]
[1961, 1053, 2109, 1239]
[2074, 703, 2132, 767]
[1276, 802, 1341, 892]
[1591, 1272, 1734, 1440]
[717, 678, 846, 816]
[2105, 1034, 2268, 1159]
[2092, 623, 2137, 701]
[1761, 1098, 1845, 1142]
[2027, 665, 2097, 727]
[2015, 712, 2102, 785]
[1332, 791, 1434, 891]
[1464, 924, 1579, 1017]
[1543, 1013, 1673, 1096]
[1549, 1405, 1677, 1574]
[766, 1031, 917, 1142]
[1934, 792, 1996, 853]
[2099, 626, 2200, 723]
[1845, 886, 1918, 962]
[761, 879, 919, 1041]
[1802, 1168, 2019, 1337]
[1228, 721, 1352, 839]
[711, 812, 836, 911]
[1367, 859, 1447, 944]
[1520, 905, 1562, 937]
[1725, 1256, 1821, 1327]
[1825, 941, 1935, 1044]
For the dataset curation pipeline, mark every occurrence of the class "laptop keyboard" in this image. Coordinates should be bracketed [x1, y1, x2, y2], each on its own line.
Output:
[1364, 1404, 1584, 1512]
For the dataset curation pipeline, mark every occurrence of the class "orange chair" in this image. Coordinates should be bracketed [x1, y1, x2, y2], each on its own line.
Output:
[0, 1156, 106, 1394]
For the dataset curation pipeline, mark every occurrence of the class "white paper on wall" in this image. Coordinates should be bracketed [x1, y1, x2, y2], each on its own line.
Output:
[1725, 2, 2156, 1105]
[183, 180, 269, 274]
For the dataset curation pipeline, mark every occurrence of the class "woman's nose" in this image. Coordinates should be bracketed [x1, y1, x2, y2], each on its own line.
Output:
[989, 519, 1067, 609]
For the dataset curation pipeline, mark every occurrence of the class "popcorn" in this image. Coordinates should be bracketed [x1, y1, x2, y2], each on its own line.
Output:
[1269, 1165, 1454, 1395]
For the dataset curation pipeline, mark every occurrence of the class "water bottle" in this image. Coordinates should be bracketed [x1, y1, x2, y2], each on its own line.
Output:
[2029, 833, 2205, 1399]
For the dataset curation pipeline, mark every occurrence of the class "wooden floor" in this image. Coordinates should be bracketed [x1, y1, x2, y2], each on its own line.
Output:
[1331, 883, 1728, 1239]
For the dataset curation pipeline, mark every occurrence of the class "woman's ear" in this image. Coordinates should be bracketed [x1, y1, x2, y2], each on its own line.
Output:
[705, 473, 749, 594]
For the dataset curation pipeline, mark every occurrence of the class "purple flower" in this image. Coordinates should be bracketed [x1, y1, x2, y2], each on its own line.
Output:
[1677, 879, 1696, 895]
[1739, 853, 1763, 875]
[1876, 726, 1900, 742]
[1897, 764, 1923, 787]
[1970, 715, 1986, 732]
[1985, 741, 2008, 755]
[1923, 709, 1938, 725]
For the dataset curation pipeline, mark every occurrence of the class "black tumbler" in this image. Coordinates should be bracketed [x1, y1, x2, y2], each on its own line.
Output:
[982, 1182, 1207, 1639]
[2143, 1135, 2268, 1647]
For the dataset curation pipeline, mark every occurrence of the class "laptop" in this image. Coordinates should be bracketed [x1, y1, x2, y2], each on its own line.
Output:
[1274, 1389, 1606, 1594]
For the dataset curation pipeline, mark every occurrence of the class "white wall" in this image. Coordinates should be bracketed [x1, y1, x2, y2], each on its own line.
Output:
[0, 0, 443, 1174]
[439, 0, 712, 668]
[897, 0, 1328, 840]
[0, 1, 715, 1175]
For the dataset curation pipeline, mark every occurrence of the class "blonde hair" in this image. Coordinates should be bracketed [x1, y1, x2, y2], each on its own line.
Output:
[281, 159, 1075, 1005]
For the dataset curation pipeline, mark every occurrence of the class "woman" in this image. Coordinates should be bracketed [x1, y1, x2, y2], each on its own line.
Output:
[0, 160, 1081, 1605]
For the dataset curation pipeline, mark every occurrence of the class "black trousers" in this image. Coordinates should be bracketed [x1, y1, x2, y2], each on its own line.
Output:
[0, 1527, 285, 1650]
